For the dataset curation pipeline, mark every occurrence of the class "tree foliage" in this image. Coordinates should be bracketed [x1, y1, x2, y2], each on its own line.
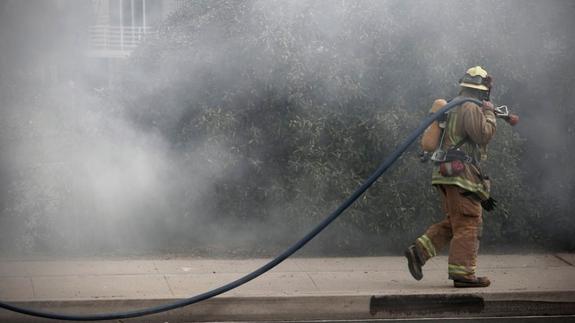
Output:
[116, 0, 574, 255]
[1, 0, 573, 256]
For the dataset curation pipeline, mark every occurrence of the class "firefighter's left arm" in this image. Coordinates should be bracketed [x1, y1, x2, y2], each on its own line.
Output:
[461, 102, 497, 145]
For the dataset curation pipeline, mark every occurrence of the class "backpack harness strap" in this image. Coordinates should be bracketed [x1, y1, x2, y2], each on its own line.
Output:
[430, 102, 479, 166]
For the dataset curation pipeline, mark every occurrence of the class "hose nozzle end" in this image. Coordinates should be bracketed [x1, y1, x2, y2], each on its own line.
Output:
[506, 114, 519, 126]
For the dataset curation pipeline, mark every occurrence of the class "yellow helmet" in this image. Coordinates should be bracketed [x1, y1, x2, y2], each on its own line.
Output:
[459, 66, 492, 91]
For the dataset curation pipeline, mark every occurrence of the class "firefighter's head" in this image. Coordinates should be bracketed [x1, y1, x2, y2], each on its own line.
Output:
[459, 66, 492, 100]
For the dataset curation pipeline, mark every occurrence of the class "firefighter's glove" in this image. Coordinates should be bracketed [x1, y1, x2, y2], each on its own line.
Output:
[482, 100, 494, 112]
[481, 197, 497, 212]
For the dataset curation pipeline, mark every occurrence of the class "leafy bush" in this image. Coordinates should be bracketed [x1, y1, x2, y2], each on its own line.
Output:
[2, 0, 573, 256]
[116, 0, 556, 255]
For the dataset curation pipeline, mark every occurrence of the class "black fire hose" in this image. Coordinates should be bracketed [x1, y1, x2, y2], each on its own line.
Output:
[0, 98, 482, 321]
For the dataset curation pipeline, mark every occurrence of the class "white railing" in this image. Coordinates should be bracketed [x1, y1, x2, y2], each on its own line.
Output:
[89, 25, 155, 53]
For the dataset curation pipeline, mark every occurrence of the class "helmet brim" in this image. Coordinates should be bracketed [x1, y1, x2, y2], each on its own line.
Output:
[460, 82, 490, 91]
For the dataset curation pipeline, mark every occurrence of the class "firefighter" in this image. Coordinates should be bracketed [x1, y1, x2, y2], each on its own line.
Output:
[405, 66, 497, 288]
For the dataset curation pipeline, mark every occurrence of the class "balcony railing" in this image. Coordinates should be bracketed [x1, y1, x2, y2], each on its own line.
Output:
[88, 25, 155, 57]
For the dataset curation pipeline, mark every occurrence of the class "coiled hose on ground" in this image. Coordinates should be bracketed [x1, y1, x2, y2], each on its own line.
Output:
[0, 97, 482, 321]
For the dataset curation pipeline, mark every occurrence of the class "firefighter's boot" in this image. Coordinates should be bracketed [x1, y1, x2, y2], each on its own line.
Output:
[452, 276, 491, 288]
[404, 244, 425, 280]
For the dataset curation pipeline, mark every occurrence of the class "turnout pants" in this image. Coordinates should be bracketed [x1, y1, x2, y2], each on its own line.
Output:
[416, 184, 483, 279]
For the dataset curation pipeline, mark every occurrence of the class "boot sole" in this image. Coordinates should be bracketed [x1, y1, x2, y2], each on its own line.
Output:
[454, 280, 491, 288]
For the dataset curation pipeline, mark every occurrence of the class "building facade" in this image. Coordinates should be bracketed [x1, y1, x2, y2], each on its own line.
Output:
[86, 0, 182, 88]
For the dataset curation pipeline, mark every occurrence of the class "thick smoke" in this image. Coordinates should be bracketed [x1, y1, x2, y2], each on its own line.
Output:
[0, 0, 231, 255]
[0, 0, 574, 257]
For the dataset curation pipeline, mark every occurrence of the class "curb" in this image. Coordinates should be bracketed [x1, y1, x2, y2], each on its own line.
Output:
[1, 291, 575, 322]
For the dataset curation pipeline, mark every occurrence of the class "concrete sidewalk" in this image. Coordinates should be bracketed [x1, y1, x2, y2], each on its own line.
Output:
[1, 253, 574, 322]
